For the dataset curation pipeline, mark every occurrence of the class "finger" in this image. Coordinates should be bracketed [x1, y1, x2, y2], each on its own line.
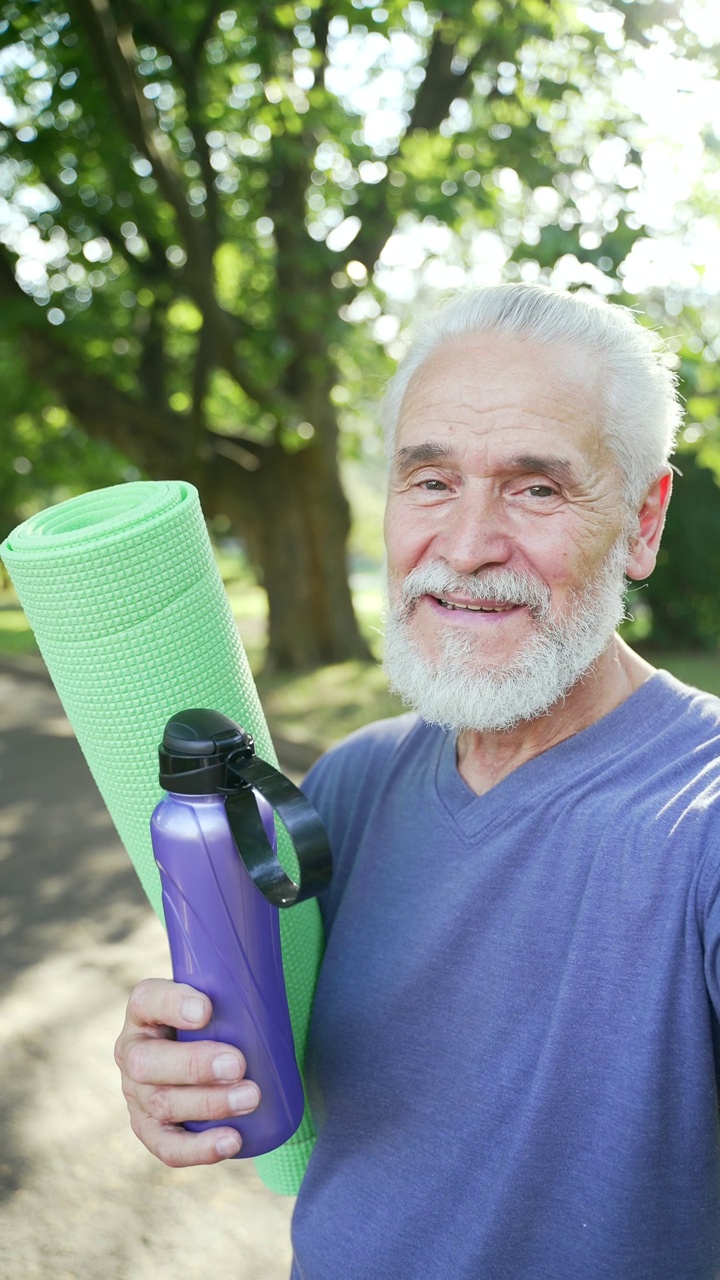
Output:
[123, 1036, 249, 1087]
[141, 1080, 261, 1126]
[133, 1116, 245, 1168]
[126, 978, 212, 1034]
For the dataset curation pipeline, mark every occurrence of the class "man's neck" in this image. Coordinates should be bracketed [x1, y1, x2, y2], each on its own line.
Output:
[456, 636, 657, 797]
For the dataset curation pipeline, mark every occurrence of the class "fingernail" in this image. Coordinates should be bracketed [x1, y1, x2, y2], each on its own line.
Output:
[180, 996, 205, 1024]
[216, 1134, 241, 1158]
[228, 1083, 260, 1114]
[213, 1052, 243, 1081]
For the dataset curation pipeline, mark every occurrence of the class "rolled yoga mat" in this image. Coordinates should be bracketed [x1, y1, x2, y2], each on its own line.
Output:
[0, 480, 323, 1195]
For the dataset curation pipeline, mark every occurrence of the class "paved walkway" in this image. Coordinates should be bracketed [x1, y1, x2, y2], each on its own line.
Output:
[0, 658, 320, 1280]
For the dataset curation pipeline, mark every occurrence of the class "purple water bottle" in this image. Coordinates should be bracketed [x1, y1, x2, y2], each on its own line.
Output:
[150, 709, 331, 1159]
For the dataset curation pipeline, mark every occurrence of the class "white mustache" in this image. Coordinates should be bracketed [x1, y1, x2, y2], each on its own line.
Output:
[397, 562, 552, 617]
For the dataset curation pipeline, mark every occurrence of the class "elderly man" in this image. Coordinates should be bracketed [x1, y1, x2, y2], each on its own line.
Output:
[115, 284, 720, 1279]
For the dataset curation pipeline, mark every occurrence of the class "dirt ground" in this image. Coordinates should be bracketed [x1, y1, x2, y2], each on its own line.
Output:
[0, 657, 313, 1280]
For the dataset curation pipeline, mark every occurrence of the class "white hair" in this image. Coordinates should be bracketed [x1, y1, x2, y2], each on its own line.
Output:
[382, 283, 683, 507]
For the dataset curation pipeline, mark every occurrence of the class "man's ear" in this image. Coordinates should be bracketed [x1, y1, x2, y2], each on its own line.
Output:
[625, 469, 673, 582]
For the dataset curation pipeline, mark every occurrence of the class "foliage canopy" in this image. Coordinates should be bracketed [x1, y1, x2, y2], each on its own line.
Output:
[0, 0, 718, 660]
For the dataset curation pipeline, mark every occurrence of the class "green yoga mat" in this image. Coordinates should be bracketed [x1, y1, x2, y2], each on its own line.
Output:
[0, 480, 323, 1195]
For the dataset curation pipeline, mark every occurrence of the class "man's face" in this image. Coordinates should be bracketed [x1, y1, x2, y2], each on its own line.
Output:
[382, 334, 635, 731]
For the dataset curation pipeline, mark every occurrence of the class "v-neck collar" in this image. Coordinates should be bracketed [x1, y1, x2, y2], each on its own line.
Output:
[432, 670, 686, 841]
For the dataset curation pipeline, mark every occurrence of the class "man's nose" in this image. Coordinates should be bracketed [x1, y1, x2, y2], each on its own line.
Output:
[434, 485, 514, 575]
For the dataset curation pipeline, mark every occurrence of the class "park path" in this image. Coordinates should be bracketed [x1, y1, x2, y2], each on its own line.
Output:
[0, 657, 319, 1280]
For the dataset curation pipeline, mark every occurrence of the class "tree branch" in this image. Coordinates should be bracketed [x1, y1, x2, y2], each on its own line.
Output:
[25, 157, 171, 285]
[0, 247, 269, 501]
[71, 6, 212, 273]
[115, 0, 192, 77]
[136, 296, 168, 410]
[349, 15, 489, 272]
[190, 0, 225, 65]
[309, 0, 332, 88]
[72, 0, 219, 273]
[115, 0, 224, 241]
[71, 0, 295, 423]
[208, 433, 263, 472]
[406, 30, 465, 132]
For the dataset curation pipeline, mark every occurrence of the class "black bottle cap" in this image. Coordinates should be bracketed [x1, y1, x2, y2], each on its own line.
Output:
[158, 708, 255, 794]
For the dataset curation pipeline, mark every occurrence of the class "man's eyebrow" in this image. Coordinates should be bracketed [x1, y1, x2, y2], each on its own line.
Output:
[393, 442, 458, 473]
[505, 454, 578, 485]
[393, 446, 579, 484]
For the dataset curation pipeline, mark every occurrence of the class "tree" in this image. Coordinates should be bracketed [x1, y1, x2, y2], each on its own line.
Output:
[638, 450, 720, 649]
[0, 0, 697, 667]
[629, 305, 720, 650]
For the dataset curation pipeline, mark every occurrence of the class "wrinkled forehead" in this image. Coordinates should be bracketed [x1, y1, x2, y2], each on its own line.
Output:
[399, 333, 603, 416]
[394, 334, 613, 470]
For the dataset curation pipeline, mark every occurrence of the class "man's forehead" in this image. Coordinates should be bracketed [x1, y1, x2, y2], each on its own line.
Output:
[393, 336, 610, 471]
[400, 333, 599, 413]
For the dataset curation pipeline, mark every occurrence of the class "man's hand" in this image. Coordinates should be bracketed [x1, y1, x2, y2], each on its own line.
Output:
[114, 978, 261, 1167]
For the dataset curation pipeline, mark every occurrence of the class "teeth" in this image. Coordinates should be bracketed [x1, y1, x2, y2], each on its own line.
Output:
[437, 598, 514, 613]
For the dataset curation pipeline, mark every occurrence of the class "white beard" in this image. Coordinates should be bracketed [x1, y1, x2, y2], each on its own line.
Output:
[382, 537, 631, 734]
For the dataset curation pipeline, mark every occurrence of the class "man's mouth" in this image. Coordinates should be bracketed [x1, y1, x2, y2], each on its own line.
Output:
[433, 596, 519, 613]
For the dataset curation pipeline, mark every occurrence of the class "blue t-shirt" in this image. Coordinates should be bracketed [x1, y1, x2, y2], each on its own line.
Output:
[290, 671, 720, 1279]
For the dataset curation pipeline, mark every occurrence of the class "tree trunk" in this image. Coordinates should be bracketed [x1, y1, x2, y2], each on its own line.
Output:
[224, 443, 374, 671]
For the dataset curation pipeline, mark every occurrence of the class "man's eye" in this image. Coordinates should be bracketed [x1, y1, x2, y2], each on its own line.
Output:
[419, 478, 448, 491]
[526, 484, 557, 498]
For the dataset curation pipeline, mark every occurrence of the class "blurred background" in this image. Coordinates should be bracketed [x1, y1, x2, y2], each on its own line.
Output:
[0, 0, 719, 1276]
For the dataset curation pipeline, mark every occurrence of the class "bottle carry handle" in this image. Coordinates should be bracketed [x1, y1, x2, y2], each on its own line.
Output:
[224, 753, 331, 909]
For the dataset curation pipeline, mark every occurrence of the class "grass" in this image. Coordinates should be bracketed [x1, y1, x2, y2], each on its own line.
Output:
[1, 582, 718, 753]
[0, 600, 41, 657]
[220, 578, 403, 747]
[256, 661, 403, 750]
[636, 651, 720, 699]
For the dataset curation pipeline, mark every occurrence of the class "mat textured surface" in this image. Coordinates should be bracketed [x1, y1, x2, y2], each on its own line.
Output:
[1, 480, 323, 1194]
